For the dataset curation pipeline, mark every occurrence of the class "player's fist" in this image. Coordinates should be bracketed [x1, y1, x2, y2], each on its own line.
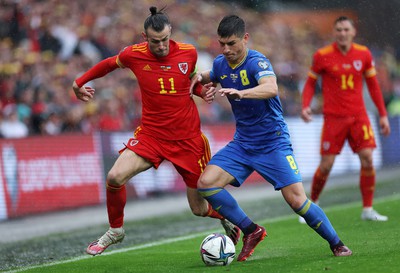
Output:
[301, 107, 312, 122]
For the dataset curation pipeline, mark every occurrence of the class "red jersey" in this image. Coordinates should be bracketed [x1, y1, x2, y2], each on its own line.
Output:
[303, 42, 386, 117]
[117, 40, 200, 140]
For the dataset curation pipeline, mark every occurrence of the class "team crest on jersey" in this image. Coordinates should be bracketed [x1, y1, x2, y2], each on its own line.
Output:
[178, 62, 188, 74]
[353, 60, 362, 71]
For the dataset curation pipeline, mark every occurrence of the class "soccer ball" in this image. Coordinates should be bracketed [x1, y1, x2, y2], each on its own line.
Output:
[200, 233, 235, 266]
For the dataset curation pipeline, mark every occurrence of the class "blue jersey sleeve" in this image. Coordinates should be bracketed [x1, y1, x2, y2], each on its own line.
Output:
[248, 56, 276, 82]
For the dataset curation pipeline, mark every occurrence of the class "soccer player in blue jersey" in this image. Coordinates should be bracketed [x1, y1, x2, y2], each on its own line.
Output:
[191, 15, 352, 261]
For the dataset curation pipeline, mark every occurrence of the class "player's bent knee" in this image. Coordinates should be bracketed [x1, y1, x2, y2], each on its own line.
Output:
[197, 177, 214, 189]
[106, 170, 125, 187]
[197, 173, 224, 189]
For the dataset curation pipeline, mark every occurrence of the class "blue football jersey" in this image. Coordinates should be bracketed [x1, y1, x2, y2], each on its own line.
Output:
[210, 49, 291, 151]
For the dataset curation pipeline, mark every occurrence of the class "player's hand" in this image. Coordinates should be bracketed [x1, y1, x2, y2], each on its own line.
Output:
[189, 73, 202, 98]
[218, 88, 242, 100]
[301, 107, 312, 122]
[379, 116, 391, 136]
[72, 81, 95, 102]
[202, 82, 216, 104]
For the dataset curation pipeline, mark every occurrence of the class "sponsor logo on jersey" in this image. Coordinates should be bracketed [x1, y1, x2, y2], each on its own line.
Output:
[220, 75, 227, 80]
[353, 60, 362, 71]
[143, 64, 152, 71]
[178, 62, 188, 74]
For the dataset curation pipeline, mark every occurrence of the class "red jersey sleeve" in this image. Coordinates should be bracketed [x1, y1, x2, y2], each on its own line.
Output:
[301, 51, 320, 109]
[75, 56, 119, 87]
[366, 76, 387, 116]
[363, 49, 387, 117]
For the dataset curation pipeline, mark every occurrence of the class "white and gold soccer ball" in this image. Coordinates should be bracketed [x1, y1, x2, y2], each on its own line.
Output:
[200, 233, 235, 266]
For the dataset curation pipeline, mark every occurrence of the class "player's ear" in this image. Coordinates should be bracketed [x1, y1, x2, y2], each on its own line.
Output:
[243, 33, 250, 43]
[141, 32, 147, 41]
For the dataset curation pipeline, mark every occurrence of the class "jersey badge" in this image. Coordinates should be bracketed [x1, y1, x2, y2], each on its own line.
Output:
[230, 73, 238, 83]
[353, 60, 362, 71]
[342, 64, 352, 70]
[160, 65, 171, 71]
[178, 62, 188, 74]
[257, 61, 269, 70]
[129, 139, 139, 146]
[322, 141, 330, 151]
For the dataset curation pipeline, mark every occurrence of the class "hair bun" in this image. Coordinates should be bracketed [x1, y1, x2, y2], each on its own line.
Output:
[149, 6, 157, 15]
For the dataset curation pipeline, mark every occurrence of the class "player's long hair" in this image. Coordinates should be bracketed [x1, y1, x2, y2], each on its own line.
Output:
[144, 6, 170, 33]
[217, 15, 245, 38]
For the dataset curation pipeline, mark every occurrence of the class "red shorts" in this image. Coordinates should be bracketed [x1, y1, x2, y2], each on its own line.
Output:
[320, 115, 376, 155]
[120, 128, 211, 188]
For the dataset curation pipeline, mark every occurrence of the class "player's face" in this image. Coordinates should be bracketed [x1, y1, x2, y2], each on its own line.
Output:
[218, 33, 249, 65]
[334, 20, 356, 49]
[143, 25, 172, 57]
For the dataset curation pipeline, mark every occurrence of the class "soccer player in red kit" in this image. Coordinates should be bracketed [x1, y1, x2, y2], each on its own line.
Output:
[300, 16, 391, 223]
[72, 7, 239, 255]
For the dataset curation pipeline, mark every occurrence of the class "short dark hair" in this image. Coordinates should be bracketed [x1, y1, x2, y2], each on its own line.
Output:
[217, 15, 245, 38]
[144, 6, 170, 32]
[334, 16, 355, 27]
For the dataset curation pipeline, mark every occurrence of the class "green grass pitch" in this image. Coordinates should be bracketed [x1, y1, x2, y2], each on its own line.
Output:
[4, 194, 399, 273]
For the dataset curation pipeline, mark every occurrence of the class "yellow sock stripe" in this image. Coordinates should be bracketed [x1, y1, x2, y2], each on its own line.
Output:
[297, 199, 312, 216]
[198, 188, 222, 198]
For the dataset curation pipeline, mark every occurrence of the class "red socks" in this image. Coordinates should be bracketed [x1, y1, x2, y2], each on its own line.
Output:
[206, 203, 224, 219]
[360, 167, 375, 207]
[310, 167, 329, 202]
[106, 183, 126, 228]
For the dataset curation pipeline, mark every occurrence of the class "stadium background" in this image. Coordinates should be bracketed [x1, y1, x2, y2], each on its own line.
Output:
[0, 0, 399, 220]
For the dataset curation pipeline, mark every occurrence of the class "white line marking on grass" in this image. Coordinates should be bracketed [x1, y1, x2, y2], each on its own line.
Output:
[5, 194, 399, 273]
[3, 232, 213, 273]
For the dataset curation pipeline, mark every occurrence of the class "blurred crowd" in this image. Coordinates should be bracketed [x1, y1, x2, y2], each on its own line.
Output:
[1, 0, 399, 138]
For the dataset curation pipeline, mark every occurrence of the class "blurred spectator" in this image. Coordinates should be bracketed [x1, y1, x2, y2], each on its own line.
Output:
[98, 96, 125, 132]
[42, 111, 63, 135]
[0, 0, 398, 136]
[61, 105, 85, 133]
[0, 103, 29, 138]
